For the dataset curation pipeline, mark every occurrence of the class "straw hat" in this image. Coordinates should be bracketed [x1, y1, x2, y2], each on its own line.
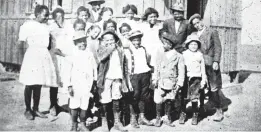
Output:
[73, 31, 87, 41]
[184, 35, 201, 48]
[88, 0, 105, 5]
[170, 3, 184, 12]
[128, 30, 143, 40]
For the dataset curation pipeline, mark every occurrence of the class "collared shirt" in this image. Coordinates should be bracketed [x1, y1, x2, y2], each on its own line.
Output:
[106, 50, 123, 79]
[175, 20, 181, 33]
[197, 26, 206, 37]
[92, 10, 100, 22]
[182, 50, 207, 84]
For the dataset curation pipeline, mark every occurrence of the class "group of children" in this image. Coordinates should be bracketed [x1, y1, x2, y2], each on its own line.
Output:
[19, 1, 220, 131]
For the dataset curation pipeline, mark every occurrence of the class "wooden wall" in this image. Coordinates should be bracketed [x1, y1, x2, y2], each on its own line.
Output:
[203, 0, 242, 73]
[0, 0, 243, 73]
[0, 0, 178, 65]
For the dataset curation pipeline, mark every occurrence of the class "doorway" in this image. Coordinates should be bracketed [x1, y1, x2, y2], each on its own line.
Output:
[186, 0, 208, 19]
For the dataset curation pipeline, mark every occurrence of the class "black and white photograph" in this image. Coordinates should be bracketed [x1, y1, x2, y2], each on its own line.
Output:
[0, 0, 261, 131]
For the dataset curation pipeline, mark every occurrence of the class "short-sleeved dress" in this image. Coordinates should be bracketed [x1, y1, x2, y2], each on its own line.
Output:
[18, 20, 57, 87]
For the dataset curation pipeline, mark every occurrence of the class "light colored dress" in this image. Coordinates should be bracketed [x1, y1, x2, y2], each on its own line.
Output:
[139, 22, 163, 66]
[49, 21, 72, 86]
[18, 20, 57, 87]
[68, 49, 97, 110]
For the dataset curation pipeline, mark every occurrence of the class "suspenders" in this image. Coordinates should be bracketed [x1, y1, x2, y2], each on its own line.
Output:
[128, 46, 152, 75]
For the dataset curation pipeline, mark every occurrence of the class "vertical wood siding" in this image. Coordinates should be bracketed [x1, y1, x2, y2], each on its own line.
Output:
[204, 0, 242, 72]
[0, 0, 242, 73]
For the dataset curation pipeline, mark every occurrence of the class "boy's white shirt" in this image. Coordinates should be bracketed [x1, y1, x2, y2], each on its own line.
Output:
[183, 50, 207, 86]
[65, 48, 97, 97]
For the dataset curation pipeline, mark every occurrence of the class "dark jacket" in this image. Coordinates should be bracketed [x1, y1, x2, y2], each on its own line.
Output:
[191, 27, 222, 66]
[163, 18, 192, 53]
[96, 44, 132, 93]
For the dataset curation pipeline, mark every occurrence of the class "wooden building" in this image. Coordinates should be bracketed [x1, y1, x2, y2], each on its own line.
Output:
[0, 0, 260, 72]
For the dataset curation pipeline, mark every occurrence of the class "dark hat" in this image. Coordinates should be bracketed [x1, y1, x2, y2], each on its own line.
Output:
[99, 29, 120, 42]
[73, 31, 87, 41]
[128, 30, 143, 40]
[185, 35, 201, 49]
[170, 3, 184, 12]
[88, 0, 105, 5]
[188, 13, 202, 24]
[162, 33, 177, 46]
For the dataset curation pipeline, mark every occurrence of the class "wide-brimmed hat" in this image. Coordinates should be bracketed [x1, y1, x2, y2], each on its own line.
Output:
[73, 31, 87, 41]
[99, 29, 120, 42]
[170, 3, 184, 12]
[88, 0, 105, 5]
[188, 13, 202, 24]
[184, 35, 201, 49]
[128, 30, 143, 40]
[161, 33, 177, 46]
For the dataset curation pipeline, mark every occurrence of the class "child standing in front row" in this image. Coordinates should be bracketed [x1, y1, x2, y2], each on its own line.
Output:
[182, 35, 207, 125]
[152, 32, 185, 127]
[126, 30, 154, 128]
[67, 31, 97, 131]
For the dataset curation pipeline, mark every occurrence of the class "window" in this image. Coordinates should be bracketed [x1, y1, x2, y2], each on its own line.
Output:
[26, 0, 73, 14]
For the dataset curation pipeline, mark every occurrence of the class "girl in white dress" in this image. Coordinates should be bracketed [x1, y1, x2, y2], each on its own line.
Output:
[18, 5, 57, 120]
[140, 8, 163, 68]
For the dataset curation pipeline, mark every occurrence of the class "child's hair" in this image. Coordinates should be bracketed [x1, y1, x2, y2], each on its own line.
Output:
[73, 19, 86, 30]
[76, 6, 90, 17]
[103, 19, 117, 31]
[99, 7, 113, 17]
[119, 23, 132, 33]
[34, 4, 49, 17]
[122, 4, 138, 15]
[87, 24, 101, 34]
[52, 7, 65, 19]
[142, 7, 159, 21]
[158, 28, 168, 38]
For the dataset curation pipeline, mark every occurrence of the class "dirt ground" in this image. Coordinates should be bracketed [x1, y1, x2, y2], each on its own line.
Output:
[1, 71, 261, 131]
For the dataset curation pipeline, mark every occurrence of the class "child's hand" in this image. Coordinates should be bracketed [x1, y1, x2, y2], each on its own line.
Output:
[151, 80, 158, 89]
[68, 86, 74, 97]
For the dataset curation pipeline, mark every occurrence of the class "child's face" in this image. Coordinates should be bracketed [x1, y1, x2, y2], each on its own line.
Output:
[78, 11, 89, 22]
[74, 23, 85, 31]
[102, 34, 116, 47]
[120, 26, 131, 37]
[147, 13, 158, 25]
[125, 9, 135, 20]
[161, 38, 172, 51]
[131, 37, 141, 49]
[90, 27, 101, 39]
[74, 38, 87, 50]
[105, 22, 116, 31]
[188, 41, 199, 52]
[54, 12, 63, 23]
[37, 9, 49, 23]
[102, 11, 113, 21]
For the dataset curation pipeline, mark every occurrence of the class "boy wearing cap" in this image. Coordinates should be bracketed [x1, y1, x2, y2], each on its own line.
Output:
[67, 31, 97, 131]
[183, 35, 207, 125]
[189, 13, 223, 122]
[152, 32, 185, 127]
[126, 30, 154, 128]
[96, 30, 131, 131]
[162, 3, 192, 123]
[88, 0, 105, 23]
